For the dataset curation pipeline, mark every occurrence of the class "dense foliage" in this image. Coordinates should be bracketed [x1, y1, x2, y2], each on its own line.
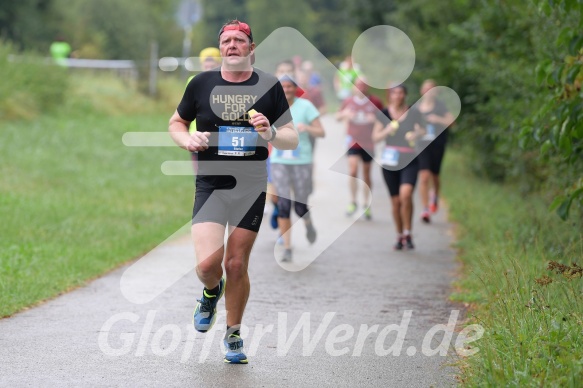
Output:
[382, 0, 582, 220]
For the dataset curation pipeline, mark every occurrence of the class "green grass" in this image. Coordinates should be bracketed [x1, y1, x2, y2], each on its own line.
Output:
[0, 73, 192, 317]
[442, 150, 583, 386]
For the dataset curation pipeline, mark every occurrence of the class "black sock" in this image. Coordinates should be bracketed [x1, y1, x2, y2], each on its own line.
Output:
[225, 326, 241, 339]
[204, 284, 220, 296]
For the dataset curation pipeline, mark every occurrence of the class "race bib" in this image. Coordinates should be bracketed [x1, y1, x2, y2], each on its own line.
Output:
[218, 126, 258, 156]
[345, 135, 353, 148]
[422, 123, 436, 141]
[277, 147, 300, 160]
[381, 146, 400, 166]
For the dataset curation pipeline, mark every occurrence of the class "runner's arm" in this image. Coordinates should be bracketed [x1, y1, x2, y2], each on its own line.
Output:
[336, 108, 353, 122]
[298, 118, 325, 138]
[427, 112, 455, 127]
[412, 122, 426, 139]
[372, 120, 392, 143]
[249, 111, 298, 150]
[270, 121, 299, 150]
[168, 110, 210, 152]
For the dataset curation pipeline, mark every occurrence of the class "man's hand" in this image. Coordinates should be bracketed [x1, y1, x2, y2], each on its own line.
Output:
[248, 109, 272, 140]
[425, 114, 441, 124]
[185, 131, 211, 151]
[336, 108, 355, 121]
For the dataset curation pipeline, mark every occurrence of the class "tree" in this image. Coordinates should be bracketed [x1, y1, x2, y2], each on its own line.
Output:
[0, 0, 59, 52]
[525, 0, 583, 219]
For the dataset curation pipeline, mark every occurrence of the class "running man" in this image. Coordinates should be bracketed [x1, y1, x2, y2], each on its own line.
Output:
[417, 79, 455, 223]
[336, 77, 383, 220]
[373, 84, 425, 250]
[168, 20, 298, 364]
[270, 75, 325, 262]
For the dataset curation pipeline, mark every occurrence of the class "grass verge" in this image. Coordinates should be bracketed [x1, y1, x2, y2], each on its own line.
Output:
[443, 150, 583, 386]
[0, 73, 192, 317]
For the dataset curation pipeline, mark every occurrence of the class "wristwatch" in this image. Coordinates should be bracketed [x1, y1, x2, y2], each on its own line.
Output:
[268, 125, 277, 142]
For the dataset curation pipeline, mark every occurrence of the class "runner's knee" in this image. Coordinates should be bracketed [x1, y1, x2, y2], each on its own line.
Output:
[419, 169, 431, 182]
[278, 197, 292, 218]
[196, 257, 222, 278]
[294, 201, 309, 217]
[225, 256, 247, 278]
[400, 189, 413, 202]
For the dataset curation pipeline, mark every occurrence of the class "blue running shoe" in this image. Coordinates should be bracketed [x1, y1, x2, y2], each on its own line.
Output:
[223, 334, 248, 364]
[193, 277, 225, 333]
[270, 204, 279, 229]
[276, 235, 284, 245]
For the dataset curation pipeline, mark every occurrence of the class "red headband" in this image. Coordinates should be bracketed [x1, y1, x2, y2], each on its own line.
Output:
[219, 22, 253, 42]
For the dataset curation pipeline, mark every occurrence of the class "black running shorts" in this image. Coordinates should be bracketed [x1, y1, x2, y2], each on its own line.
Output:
[381, 158, 419, 197]
[347, 146, 374, 163]
[418, 141, 446, 175]
[192, 185, 266, 233]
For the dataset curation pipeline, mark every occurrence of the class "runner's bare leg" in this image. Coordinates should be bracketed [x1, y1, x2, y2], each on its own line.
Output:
[192, 222, 225, 289]
[418, 169, 431, 209]
[362, 161, 372, 206]
[391, 196, 403, 234]
[224, 226, 257, 327]
[400, 184, 414, 231]
[348, 155, 359, 205]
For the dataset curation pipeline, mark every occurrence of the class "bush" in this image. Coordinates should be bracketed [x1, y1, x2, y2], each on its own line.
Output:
[0, 41, 69, 120]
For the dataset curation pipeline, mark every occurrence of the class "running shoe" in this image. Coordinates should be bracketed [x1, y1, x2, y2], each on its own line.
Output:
[270, 204, 279, 229]
[404, 235, 415, 250]
[193, 276, 225, 333]
[364, 207, 372, 221]
[430, 194, 438, 214]
[421, 210, 431, 224]
[306, 223, 317, 244]
[223, 334, 248, 364]
[394, 236, 404, 250]
[282, 248, 293, 262]
[346, 202, 357, 216]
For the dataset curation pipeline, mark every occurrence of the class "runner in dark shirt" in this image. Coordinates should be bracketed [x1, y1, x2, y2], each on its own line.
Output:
[168, 19, 298, 364]
[373, 84, 425, 250]
[417, 79, 455, 223]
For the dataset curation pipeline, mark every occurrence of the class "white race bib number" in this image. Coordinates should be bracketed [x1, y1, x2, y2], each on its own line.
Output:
[381, 146, 400, 166]
[218, 126, 258, 156]
[422, 123, 436, 141]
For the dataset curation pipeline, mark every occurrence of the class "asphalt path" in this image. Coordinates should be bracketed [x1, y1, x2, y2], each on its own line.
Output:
[0, 114, 462, 387]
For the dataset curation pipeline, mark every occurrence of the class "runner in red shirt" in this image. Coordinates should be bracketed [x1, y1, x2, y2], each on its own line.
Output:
[336, 77, 383, 220]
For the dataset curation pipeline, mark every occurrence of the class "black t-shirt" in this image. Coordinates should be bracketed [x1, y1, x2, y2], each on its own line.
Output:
[376, 106, 425, 149]
[177, 68, 292, 188]
[419, 99, 449, 147]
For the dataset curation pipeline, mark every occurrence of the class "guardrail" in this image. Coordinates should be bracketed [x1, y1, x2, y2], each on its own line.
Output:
[7, 55, 139, 82]
[7, 53, 207, 96]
